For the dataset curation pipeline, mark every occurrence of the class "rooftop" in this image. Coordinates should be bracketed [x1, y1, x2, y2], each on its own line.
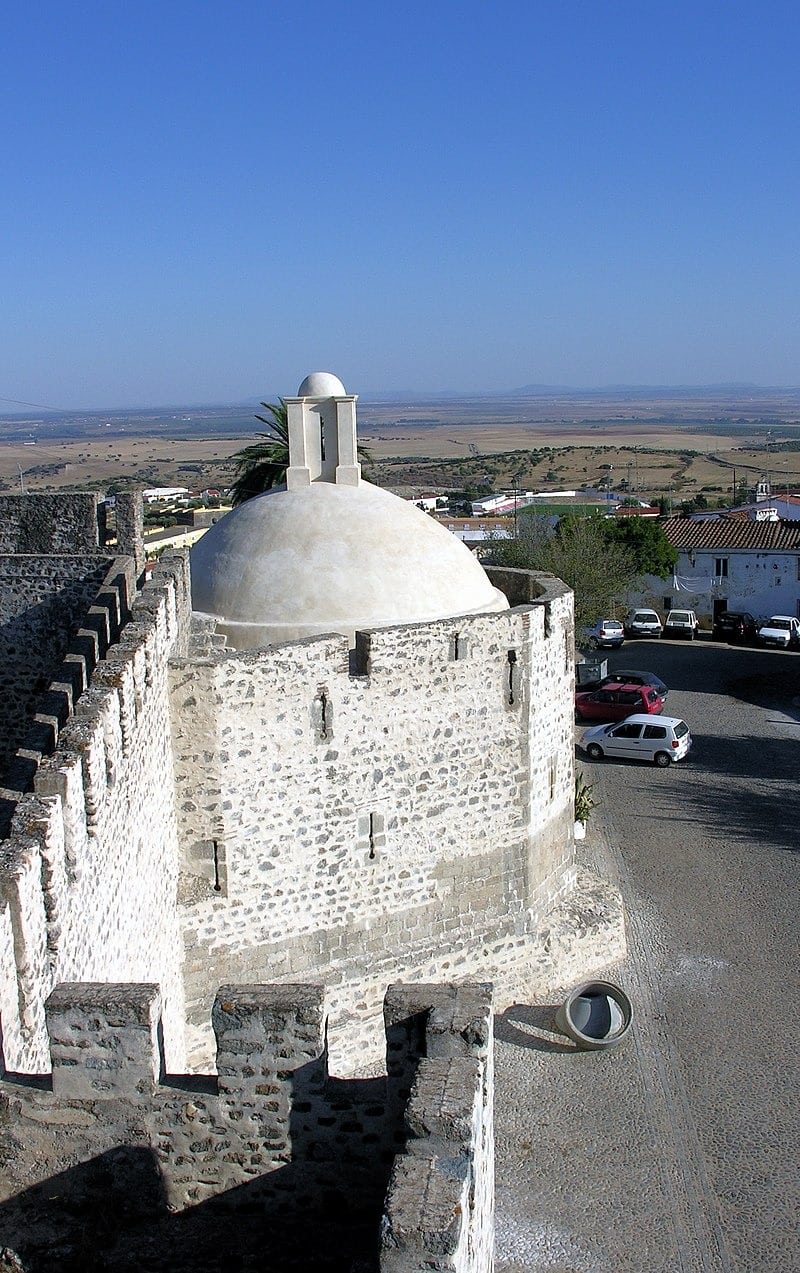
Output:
[661, 516, 800, 551]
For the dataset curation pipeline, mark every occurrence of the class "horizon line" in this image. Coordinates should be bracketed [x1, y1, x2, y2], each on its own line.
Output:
[3, 380, 800, 418]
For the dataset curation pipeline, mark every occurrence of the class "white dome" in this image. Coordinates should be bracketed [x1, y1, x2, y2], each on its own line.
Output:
[297, 371, 347, 398]
[190, 481, 508, 648]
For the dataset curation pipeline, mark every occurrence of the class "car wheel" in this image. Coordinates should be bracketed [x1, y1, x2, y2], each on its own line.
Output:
[586, 743, 604, 761]
[654, 751, 671, 767]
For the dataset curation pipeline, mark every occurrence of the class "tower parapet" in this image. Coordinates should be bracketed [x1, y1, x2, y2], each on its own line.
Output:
[0, 980, 495, 1271]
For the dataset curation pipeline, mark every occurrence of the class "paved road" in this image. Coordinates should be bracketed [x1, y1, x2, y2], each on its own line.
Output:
[494, 638, 799, 1272]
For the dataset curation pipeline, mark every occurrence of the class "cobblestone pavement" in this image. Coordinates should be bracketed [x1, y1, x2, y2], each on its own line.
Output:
[494, 640, 800, 1272]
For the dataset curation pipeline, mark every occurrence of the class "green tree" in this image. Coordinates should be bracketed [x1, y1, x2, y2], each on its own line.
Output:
[229, 399, 292, 505]
[490, 514, 638, 632]
[229, 399, 373, 505]
[604, 517, 677, 578]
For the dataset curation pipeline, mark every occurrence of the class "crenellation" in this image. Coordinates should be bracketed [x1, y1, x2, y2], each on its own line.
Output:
[1, 980, 494, 1268]
[112, 491, 145, 574]
[46, 981, 163, 1098]
[0, 835, 49, 1048]
[0, 530, 192, 1073]
[10, 794, 67, 959]
[0, 492, 104, 555]
[34, 749, 86, 880]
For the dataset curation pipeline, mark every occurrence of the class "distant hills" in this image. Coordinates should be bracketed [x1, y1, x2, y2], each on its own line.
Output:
[507, 382, 800, 397]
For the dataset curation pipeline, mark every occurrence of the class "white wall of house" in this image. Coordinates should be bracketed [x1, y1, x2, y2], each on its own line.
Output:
[639, 548, 800, 622]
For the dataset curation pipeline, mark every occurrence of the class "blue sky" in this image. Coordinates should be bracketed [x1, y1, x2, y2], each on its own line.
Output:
[2, 1, 799, 408]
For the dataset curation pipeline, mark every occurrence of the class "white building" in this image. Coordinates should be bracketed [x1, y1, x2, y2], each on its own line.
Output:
[642, 516, 800, 622]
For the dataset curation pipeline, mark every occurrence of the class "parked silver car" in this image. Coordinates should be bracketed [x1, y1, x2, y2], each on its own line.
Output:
[585, 618, 625, 649]
[583, 714, 692, 766]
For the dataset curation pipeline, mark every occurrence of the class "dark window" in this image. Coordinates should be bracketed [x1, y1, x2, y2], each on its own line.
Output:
[611, 723, 642, 739]
[643, 725, 667, 739]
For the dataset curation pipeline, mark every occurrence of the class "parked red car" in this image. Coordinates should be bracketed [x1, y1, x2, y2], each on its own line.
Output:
[575, 681, 664, 722]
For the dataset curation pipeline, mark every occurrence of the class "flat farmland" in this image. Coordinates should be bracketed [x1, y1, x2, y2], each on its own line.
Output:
[0, 436, 241, 494]
[2, 387, 800, 500]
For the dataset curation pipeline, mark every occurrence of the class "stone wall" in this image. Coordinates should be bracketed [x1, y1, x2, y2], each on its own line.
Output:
[0, 981, 494, 1273]
[169, 582, 577, 1070]
[0, 555, 116, 777]
[0, 556, 192, 1074]
[0, 492, 105, 554]
[0, 490, 146, 782]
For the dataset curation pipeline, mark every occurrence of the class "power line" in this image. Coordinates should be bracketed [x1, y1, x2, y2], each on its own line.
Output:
[0, 395, 66, 412]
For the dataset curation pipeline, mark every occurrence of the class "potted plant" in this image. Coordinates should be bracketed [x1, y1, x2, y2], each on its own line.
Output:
[574, 771, 596, 839]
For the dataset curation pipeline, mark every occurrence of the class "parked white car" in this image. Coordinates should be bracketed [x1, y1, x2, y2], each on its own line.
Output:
[757, 615, 800, 649]
[663, 609, 700, 640]
[624, 608, 663, 638]
[583, 714, 692, 766]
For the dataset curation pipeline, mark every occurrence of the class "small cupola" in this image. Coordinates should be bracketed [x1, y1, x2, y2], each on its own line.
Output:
[285, 372, 361, 489]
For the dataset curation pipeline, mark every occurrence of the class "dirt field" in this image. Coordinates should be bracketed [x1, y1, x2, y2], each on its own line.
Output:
[3, 390, 800, 502]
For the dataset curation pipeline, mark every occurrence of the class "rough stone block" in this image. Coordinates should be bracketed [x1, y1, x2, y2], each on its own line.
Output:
[404, 1056, 481, 1152]
[380, 1154, 469, 1270]
[212, 984, 326, 1095]
[46, 982, 162, 1098]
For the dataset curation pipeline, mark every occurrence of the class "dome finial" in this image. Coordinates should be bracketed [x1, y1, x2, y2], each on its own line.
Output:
[297, 371, 347, 398]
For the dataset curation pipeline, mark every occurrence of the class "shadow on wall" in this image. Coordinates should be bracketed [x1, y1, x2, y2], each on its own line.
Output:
[0, 575, 109, 779]
[0, 1071, 396, 1273]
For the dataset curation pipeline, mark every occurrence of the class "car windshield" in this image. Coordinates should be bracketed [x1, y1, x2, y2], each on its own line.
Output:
[634, 613, 656, 621]
[769, 619, 790, 630]
[671, 612, 690, 621]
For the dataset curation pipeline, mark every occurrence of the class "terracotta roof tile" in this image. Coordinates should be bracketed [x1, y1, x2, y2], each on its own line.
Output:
[661, 517, 800, 550]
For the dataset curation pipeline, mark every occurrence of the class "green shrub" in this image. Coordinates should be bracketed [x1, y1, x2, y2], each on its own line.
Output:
[575, 771, 597, 823]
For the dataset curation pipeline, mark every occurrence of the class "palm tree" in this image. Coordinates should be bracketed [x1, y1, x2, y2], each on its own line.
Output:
[229, 400, 291, 505]
[229, 399, 373, 506]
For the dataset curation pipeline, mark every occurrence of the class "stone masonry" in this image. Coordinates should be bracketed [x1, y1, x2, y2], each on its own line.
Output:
[0, 490, 625, 1268]
[0, 980, 494, 1273]
[169, 572, 588, 1071]
[0, 492, 625, 1080]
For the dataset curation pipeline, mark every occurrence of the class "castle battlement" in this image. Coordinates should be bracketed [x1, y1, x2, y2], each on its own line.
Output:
[1, 980, 494, 1272]
[0, 552, 193, 1074]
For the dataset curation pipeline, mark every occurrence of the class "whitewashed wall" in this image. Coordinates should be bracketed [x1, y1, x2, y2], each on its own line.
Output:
[642, 547, 800, 620]
[170, 584, 577, 1070]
